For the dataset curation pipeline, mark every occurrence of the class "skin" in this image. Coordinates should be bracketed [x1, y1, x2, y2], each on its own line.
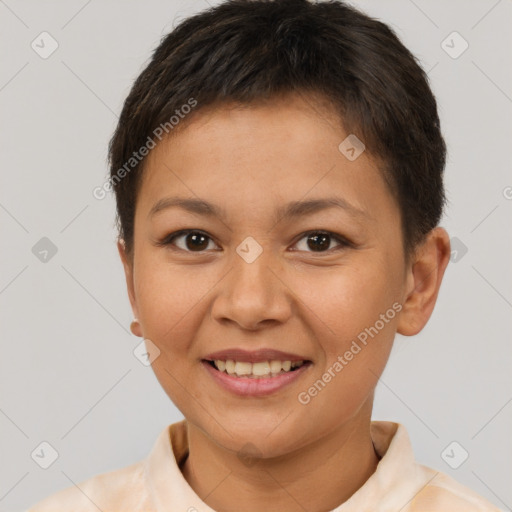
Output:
[118, 93, 451, 512]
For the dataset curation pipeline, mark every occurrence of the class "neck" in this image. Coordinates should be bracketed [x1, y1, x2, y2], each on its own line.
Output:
[180, 408, 379, 512]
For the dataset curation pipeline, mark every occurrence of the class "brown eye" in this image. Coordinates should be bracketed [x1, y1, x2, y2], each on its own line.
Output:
[306, 233, 330, 252]
[162, 230, 218, 252]
[183, 232, 210, 251]
[294, 231, 350, 253]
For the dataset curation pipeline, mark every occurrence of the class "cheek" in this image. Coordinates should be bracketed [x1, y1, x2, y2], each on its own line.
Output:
[133, 259, 218, 415]
[133, 257, 213, 356]
[290, 259, 400, 415]
[293, 259, 401, 347]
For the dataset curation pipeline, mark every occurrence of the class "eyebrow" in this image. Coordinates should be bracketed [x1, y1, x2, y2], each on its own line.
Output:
[148, 196, 369, 222]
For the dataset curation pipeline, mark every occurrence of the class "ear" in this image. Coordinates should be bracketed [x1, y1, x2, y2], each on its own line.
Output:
[397, 227, 451, 336]
[117, 239, 142, 337]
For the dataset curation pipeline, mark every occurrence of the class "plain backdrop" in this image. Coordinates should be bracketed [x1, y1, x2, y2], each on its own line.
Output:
[1, 1, 511, 510]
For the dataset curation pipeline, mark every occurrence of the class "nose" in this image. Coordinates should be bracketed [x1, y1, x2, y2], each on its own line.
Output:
[210, 249, 292, 331]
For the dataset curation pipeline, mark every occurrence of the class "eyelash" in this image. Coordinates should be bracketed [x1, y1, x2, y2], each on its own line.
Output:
[157, 229, 353, 254]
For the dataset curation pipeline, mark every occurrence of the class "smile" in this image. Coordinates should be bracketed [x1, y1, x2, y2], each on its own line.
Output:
[208, 359, 306, 378]
[202, 358, 312, 397]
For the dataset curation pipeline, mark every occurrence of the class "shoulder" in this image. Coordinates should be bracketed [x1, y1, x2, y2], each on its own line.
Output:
[407, 464, 503, 512]
[369, 422, 502, 512]
[25, 460, 152, 512]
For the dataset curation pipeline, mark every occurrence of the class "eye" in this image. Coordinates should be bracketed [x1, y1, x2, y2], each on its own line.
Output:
[292, 231, 351, 253]
[158, 229, 219, 252]
[157, 229, 352, 254]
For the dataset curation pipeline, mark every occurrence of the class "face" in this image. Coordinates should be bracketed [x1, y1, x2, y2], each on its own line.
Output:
[120, 94, 413, 457]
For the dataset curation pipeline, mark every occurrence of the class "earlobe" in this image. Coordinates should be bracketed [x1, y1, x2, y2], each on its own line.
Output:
[397, 227, 451, 336]
[130, 319, 142, 337]
[117, 239, 141, 332]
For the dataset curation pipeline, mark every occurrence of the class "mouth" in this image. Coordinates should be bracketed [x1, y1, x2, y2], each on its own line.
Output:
[201, 349, 312, 397]
[204, 358, 310, 379]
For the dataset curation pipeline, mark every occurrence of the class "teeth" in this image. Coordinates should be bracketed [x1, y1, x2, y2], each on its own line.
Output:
[234, 361, 252, 375]
[225, 360, 236, 374]
[212, 359, 305, 378]
[252, 361, 271, 376]
[269, 360, 282, 373]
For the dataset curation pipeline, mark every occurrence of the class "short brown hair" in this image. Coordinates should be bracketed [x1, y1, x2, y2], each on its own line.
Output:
[108, 0, 446, 258]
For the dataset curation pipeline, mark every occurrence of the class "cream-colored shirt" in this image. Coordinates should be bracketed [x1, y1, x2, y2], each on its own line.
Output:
[26, 420, 500, 511]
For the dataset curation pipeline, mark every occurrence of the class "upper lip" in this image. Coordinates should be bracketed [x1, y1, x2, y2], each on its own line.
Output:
[203, 348, 309, 363]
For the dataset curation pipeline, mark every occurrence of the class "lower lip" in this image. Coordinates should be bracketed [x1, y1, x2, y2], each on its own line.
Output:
[202, 361, 311, 397]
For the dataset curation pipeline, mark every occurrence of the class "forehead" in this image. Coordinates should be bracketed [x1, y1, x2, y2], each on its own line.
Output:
[137, 95, 397, 224]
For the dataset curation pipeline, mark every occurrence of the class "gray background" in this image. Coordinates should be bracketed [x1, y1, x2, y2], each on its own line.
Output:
[1, 0, 511, 510]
